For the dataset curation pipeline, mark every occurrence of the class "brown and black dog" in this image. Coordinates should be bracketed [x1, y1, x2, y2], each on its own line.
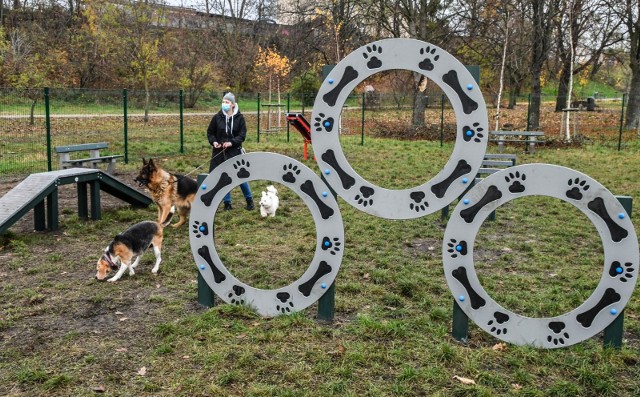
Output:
[95, 221, 164, 282]
[134, 158, 198, 228]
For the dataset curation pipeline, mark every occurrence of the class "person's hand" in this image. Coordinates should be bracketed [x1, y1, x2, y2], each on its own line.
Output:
[213, 142, 221, 149]
[223, 142, 232, 149]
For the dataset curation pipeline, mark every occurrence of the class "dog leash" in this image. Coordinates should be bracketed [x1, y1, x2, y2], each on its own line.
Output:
[174, 147, 229, 180]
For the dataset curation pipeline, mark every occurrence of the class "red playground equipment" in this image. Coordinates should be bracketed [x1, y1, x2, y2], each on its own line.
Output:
[285, 113, 313, 160]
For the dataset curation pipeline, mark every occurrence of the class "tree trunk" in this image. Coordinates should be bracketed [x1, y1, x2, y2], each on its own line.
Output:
[625, 69, 640, 130]
[411, 74, 427, 127]
[555, 71, 570, 112]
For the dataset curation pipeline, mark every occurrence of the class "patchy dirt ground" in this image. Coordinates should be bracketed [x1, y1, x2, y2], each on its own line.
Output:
[0, 170, 209, 395]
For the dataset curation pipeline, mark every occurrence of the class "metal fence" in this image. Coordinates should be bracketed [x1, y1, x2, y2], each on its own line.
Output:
[0, 87, 630, 182]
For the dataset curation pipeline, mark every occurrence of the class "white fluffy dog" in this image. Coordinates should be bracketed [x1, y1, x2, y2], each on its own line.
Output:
[259, 185, 279, 218]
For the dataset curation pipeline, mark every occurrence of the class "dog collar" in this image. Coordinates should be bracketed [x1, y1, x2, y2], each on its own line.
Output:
[102, 252, 118, 270]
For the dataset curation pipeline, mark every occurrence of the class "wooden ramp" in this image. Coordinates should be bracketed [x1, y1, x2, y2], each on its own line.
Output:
[0, 168, 152, 234]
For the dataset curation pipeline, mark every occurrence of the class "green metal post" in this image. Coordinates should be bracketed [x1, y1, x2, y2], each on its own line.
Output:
[45, 87, 52, 171]
[603, 195, 632, 349]
[440, 94, 445, 147]
[77, 183, 88, 219]
[617, 93, 626, 152]
[452, 300, 468, 343]
[196, 173, 216, 308]
[301, 92, 305, 116]
[286, 93, 291, 143]
[361, 92, 365, 146]
[179, 89, 184, 154]
[123, 89, 128, 164]
[528, 93, 533, 127]
[257, 93, 261, 143]
[47, 189, 59, 231]
[317, 282, 335, 321]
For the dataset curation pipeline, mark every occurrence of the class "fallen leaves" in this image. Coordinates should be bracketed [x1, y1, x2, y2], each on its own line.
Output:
[453, 375, 476, 385]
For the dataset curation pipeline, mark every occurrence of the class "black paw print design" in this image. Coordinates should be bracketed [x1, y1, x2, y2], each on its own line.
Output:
[355, 186, 374, 207]
[609, 261, 635, 282]
[314, 113, 335, 133]
[362, 44, 383, 69]
[282, 163, 301, 183]
[418, 46, 439, 71]
[446, 239, 468, 258]
[409, 191, 429, 212]
[566, 178, 590, 200]
[192, 221, 209, 238]
[233, 159, 250, 178]
[228, 285, 246, 305]
[321, 236, 342, 255]
[276, 292, 294, 314]
[487, 311, 509, 336]
[462, 122, 484, 143]
[547, 321, 570, 346]
[505, 171, 526, 193]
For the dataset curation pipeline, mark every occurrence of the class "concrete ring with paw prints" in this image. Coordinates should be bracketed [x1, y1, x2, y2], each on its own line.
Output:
[442, 164, 639, 348]
[312, 38, 489, 219]
[190, 152, 344, 317]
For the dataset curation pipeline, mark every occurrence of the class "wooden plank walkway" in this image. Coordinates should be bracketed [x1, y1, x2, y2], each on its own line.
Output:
[0, 168, 150, 234]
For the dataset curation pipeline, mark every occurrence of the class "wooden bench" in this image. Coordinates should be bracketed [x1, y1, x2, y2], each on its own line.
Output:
[54, 142, 123, 174]
[489, 131, 544, 154]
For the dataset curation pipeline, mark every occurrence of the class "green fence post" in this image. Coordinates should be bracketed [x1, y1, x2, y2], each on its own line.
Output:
[617, 93, 626, 152]
[123, 89, 128, 164]
[301, 92, 305, 116]
[527, 93, 532, 129]
[179, 89, 184, 154]
[440, 94, 445, 146]
[196, 173, 216, 308]
[257, 93, 261, 143]
[286, 93, 291, 143]
[44, 87, 52, 171]
[603, 195, 632, 349]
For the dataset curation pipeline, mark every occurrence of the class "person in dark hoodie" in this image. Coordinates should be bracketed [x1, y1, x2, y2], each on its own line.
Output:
[207, 92, 254, 211]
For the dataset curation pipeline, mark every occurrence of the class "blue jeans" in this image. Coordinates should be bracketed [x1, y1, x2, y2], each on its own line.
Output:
[224, 182, 252, 204]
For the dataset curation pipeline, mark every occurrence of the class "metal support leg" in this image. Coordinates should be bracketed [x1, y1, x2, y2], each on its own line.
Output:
[602, 196, 632, 349]
[47, 189, 58, 231]
[90, 180, 101, 220]
[452, 299, 469, 343]
[317, 282, 335, 321]
[34, 200, 46, 231]
[77, 182, 88, 219]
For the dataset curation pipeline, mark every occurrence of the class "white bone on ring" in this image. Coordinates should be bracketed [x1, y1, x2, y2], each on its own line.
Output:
[442, 164, 639, 348]
[312, 38, 489, 219]
[189, 152, 344, 317]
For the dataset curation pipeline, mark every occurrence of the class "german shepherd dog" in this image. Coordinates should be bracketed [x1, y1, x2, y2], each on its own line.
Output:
[134, 158, 198, 228]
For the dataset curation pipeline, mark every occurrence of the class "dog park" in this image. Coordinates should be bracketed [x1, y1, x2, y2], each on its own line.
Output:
[1, 39, 640, 396]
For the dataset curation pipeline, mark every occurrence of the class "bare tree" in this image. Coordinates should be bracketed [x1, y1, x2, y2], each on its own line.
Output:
[527, 0, 561, 130]
[610, 0, 640, 130]
[553, 0, 622, 112]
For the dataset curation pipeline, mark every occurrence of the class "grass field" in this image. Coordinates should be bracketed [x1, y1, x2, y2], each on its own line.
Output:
[1, 134, 640, 396]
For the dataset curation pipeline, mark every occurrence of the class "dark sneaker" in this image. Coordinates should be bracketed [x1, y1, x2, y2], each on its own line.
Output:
[245, 199, 255, 211]
[223, 202, 233, 211]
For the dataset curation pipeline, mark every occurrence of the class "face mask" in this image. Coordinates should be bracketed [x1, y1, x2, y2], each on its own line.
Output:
[221, 103, 231, 112]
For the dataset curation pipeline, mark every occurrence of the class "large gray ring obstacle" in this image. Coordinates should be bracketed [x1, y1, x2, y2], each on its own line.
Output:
[443, 164, 639, 348]
[312, 38, 489, 219]
[190, 152, 344, 317]
[189, 39, 639, 349]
